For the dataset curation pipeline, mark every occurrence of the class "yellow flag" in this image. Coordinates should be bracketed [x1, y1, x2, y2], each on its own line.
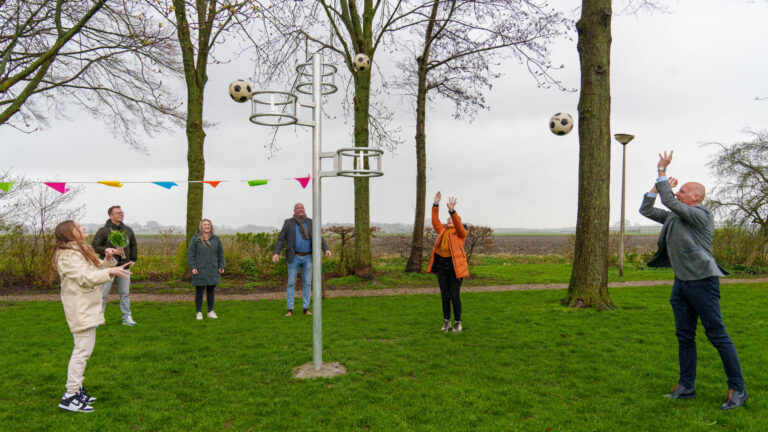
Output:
[98, 181, 123, 188]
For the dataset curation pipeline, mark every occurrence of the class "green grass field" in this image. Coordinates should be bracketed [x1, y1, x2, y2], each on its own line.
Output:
[1, 283, 765, 431]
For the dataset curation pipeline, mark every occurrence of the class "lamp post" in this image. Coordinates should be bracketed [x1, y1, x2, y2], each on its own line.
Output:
[614, 133, 634, 277]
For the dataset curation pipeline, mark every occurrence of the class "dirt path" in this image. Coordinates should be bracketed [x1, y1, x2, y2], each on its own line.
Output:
[3, 278, 767, 302]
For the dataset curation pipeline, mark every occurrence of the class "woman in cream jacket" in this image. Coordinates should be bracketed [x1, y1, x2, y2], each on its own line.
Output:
[54, 220, 131, 413]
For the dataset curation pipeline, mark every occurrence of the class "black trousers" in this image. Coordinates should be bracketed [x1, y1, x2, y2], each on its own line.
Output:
[436, 256, 462, 321]
[195, 285, 216, 313]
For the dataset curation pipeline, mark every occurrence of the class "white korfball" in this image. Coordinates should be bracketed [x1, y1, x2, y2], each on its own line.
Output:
[549, 112, 574, 136]
[229, 79, 252, 103]
[352, 53, 370, 72]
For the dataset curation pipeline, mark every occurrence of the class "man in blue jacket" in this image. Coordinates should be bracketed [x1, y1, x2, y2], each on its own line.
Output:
[640, 150, 746, 410]
[272, 203, 331, 317]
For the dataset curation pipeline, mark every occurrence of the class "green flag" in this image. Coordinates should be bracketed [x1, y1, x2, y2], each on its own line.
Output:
[248, 179, 268, 187]
[0, 181, 15, 192]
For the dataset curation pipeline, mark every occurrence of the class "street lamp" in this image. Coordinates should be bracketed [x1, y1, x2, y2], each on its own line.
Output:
[614, 133, 634, 277]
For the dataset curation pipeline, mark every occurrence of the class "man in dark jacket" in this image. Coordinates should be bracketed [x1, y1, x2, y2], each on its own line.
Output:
[639, 150, 746, 410]
[272, 203, 331, 317]
[92, 205, 138, 326]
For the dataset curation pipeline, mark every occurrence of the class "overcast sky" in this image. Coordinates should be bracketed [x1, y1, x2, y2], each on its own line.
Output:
[2, 0, 767, 230]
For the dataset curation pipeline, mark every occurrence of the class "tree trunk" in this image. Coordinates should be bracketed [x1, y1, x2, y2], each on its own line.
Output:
[405, 56, 430, 272]
[353, 72, 373, 278]
[185, 84, 205, 258]
[563, 0, 615, 310]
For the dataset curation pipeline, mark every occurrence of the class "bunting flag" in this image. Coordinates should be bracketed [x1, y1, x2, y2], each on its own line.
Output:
[44, 182, 70, 194]
[152, 182, 178, 189]
[1, 176, 312, 194]
[295, 174, 310, 189]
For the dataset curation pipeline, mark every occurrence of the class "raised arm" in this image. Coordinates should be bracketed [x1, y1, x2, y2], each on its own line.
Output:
[431, 191, 444, 233]
[657, 180, 711, 228]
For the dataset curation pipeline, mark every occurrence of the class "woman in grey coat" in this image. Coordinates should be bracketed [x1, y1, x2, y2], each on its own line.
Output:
[187, 219, 226, 320]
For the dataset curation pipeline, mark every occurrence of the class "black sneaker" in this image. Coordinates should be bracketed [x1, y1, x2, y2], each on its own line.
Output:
[79, 387, 96, 403]
[58, 391, 93, 412]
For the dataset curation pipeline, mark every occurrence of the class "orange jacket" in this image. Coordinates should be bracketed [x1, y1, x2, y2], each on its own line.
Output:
[428, 205, 469, 279]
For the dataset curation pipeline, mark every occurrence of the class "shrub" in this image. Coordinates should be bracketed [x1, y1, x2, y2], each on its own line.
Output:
[713, 226, 768, 267]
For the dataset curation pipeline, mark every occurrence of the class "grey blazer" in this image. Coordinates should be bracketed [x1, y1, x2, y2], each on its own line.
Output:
[273, 218, 329, 264]
[639, 179, 727, 281]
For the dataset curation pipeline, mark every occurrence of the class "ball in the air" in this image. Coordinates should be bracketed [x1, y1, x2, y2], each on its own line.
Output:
[352, 53, 371, 72]
[549, 112, 574, 136]
[229, 79, 252, 103]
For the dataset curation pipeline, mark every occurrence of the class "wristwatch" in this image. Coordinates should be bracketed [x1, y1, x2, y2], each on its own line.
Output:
[658, 167, 666, 172]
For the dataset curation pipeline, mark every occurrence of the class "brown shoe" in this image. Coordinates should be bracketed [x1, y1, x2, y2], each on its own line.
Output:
[303, 308, 312, 315]
[285, 310, 293, 317]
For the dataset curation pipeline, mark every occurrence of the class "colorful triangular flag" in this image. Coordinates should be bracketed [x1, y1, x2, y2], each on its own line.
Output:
[0, 181, 15, 192]
[203, 181, 221, 188]
[295, 174, 310, 189]
[248, 179, 268, 187]
[153, 182, 178, 189]
[44, 182, 70, 194]
[98, 181, 123, 188]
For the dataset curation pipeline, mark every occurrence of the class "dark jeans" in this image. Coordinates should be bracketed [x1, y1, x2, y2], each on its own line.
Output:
[436, 256, 462, 321]
[670, 276, 745, 391]
[195, 285, 216, 313]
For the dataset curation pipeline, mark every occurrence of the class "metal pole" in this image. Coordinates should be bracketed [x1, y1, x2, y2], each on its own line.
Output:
[618, 143, 627, 277]
[311, 53, 323, 370]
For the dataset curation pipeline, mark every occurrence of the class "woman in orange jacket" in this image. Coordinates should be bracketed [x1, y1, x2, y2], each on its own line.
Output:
[427, 191, 468, 333]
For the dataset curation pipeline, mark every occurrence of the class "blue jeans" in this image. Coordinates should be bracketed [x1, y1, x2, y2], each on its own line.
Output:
[101, 275, 132, 320]
[670, 276, 745, 391]
[286, 254, 312, 310]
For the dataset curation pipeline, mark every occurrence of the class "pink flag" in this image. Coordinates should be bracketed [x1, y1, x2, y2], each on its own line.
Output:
[295, 174, 310, 189]
[44, 182, 70, 194]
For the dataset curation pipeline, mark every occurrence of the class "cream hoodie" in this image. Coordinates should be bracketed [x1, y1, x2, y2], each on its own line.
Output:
[57, 244, 116, 333]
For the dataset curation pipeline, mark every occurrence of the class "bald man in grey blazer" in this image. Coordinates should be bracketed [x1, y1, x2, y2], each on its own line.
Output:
[640, 150, 747, 410]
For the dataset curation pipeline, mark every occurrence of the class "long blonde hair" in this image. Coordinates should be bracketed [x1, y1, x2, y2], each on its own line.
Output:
[198, 219, 214, 246]
[53, 220, 101, 268]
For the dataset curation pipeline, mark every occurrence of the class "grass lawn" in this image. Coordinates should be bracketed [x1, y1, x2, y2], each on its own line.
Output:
[325, 256, 679, 290]
[1, 284, 766, 431]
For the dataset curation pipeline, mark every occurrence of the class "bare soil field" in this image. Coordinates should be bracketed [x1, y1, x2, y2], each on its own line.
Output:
[369, 234, 659, 257]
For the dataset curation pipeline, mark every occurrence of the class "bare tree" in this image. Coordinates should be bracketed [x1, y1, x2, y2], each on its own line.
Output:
[1, 0, 182, 149]
[144, 0, 260, 264]
[707, 131, 768, 235]
[1, 182, 83, 284]
[391, 0, 570, 273]
[247, 0, 431, 278]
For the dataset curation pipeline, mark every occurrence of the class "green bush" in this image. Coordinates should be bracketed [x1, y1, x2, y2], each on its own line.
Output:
[713, 226, 768, 267]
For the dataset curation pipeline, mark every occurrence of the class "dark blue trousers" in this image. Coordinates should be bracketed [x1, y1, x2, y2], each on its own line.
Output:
[670, 276, 745, 391]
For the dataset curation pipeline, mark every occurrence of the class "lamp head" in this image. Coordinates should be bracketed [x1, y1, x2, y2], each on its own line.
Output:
[614, 133, 635, 145]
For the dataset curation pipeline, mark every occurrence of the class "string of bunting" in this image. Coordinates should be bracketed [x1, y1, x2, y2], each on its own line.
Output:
[0, 175, 311, 194]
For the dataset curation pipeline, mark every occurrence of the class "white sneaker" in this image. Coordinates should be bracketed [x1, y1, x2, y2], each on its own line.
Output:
[122, 316, 137, 326]
[196, 312, 203, 321]
[207, 311, 218, 319]
[58, 391, 93, 413]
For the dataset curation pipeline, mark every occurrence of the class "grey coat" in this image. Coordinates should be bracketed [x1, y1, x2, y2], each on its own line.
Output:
[273, 218, 329, 264]
[187, 231, 226, 286]
[639, 179, 727, 281]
